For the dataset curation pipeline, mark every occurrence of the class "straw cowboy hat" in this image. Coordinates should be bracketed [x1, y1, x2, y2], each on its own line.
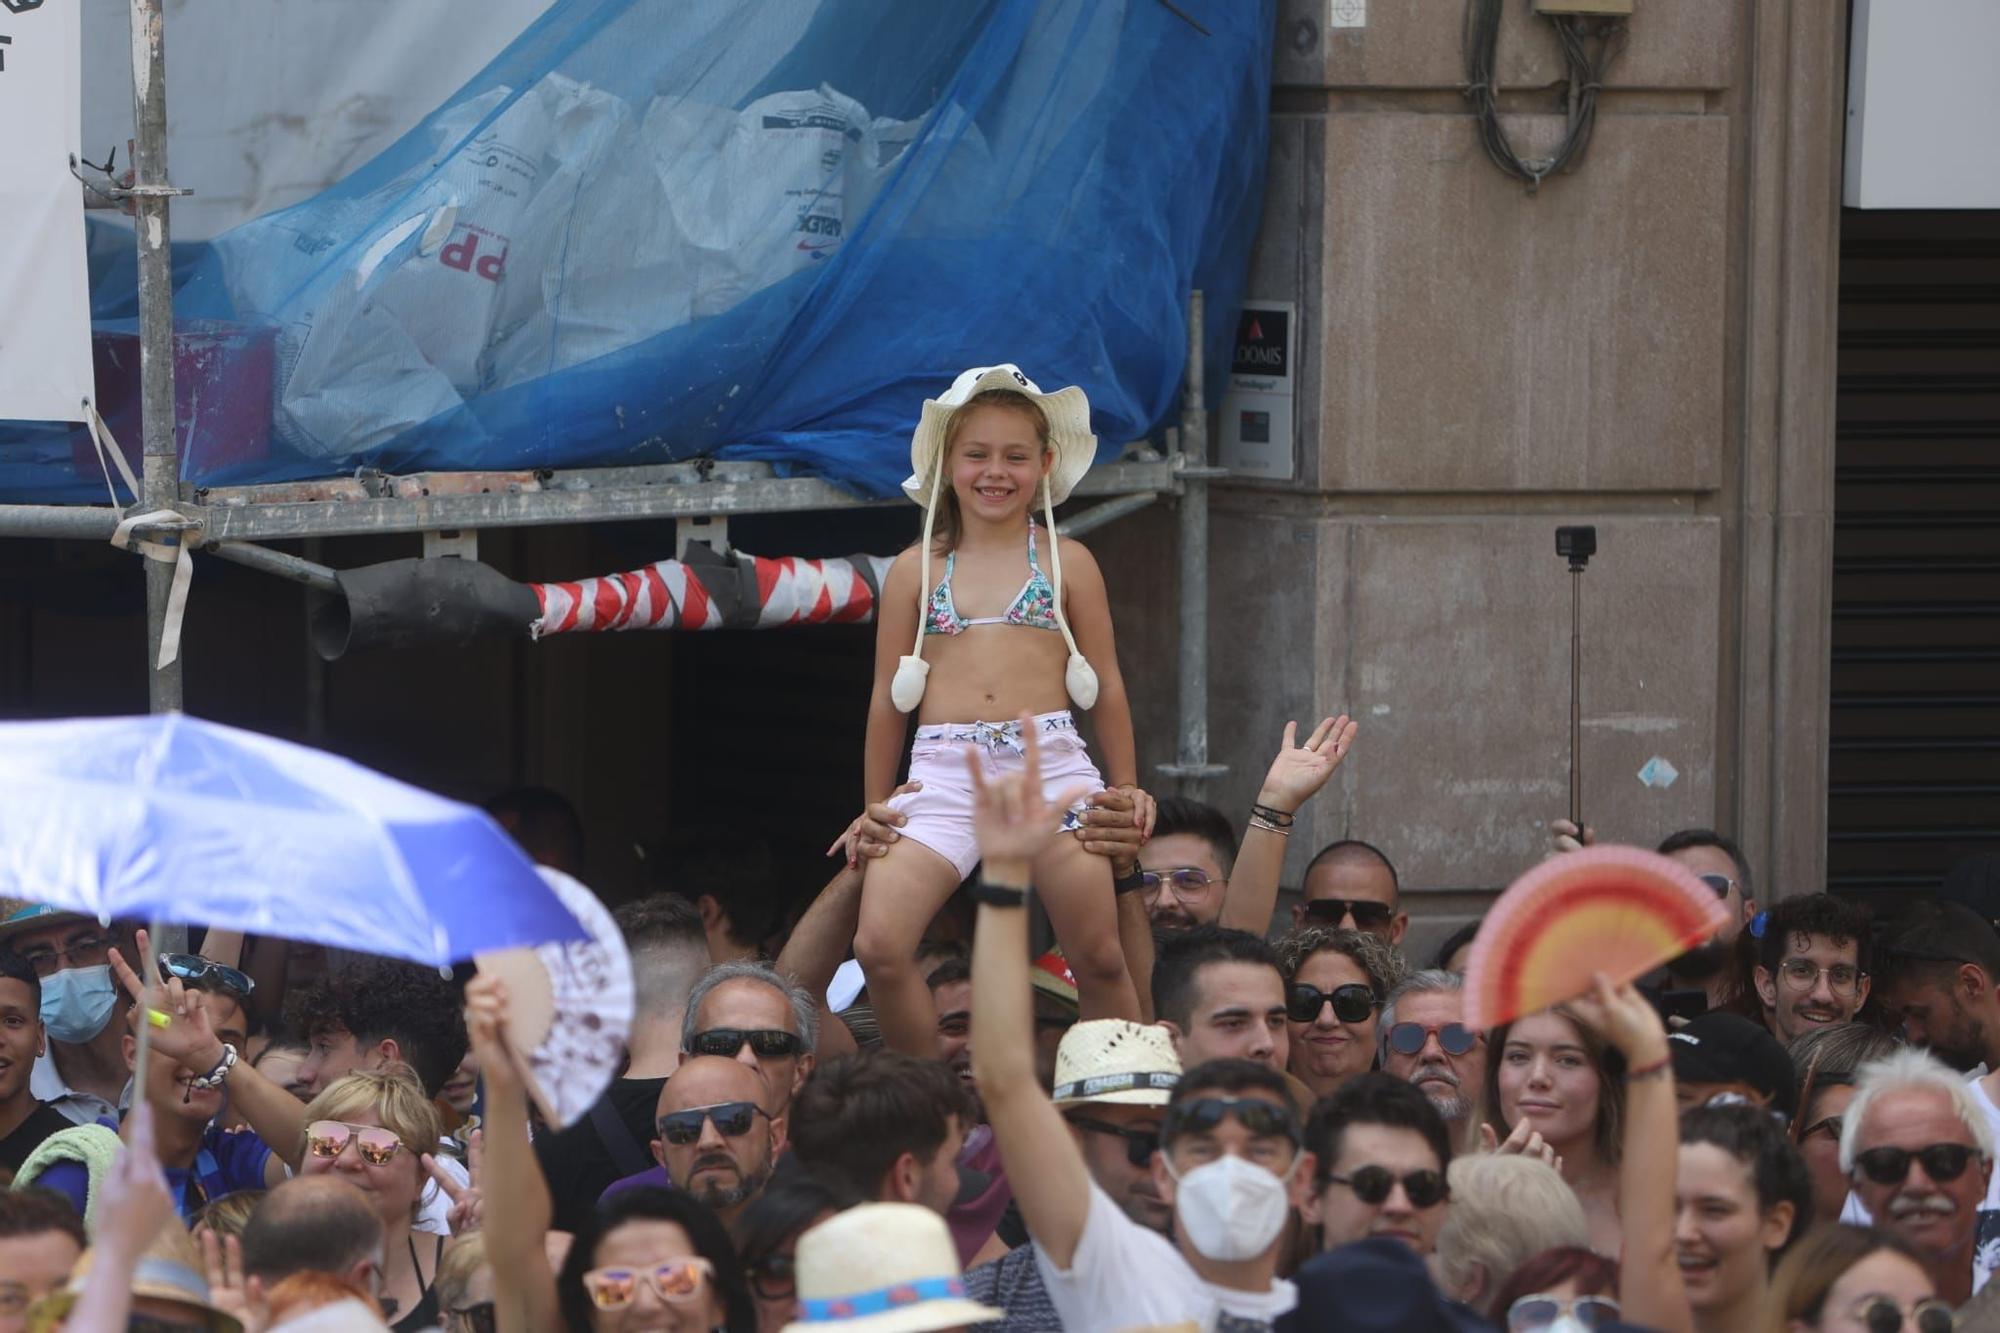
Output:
[782, 1203, 1003, 1333]
[31, 1235, 244, 1333]
[1050, 1019, 1181, 1108]
[891, 363, 1102, 715]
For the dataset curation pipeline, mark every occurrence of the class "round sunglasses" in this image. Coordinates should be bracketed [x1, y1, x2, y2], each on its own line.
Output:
[1853, 1295, 1955, 1333]
[1385, 1021, 1479, 1057]
[1852, 1142, 1983, 1186]
[1287, 982, 1378, 1026]
[1508, 1294, 1622, 1331]
[656, 1100, 769, 1146]
[583, 1257, 714, 1310]
[1323, 1164, 1448, 1209]
[306, 1120, 406, 1167]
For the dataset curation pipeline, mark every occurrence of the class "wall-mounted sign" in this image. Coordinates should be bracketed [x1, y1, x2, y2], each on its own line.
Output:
[1218, 301, 1295, 481]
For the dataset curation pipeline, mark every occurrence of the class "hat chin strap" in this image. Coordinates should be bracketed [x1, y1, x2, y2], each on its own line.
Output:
[889, 451, 944, 713]
[1044, 479, 1099, 711]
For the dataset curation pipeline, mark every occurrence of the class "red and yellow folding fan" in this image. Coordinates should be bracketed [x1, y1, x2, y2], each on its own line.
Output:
[1462, 845, 1731, 1031]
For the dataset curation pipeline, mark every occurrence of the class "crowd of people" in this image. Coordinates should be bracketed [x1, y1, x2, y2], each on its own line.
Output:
[3, 370, 1989, 1332]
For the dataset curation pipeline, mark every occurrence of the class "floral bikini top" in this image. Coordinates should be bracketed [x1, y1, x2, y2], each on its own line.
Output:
[924, 520, 1060, 636]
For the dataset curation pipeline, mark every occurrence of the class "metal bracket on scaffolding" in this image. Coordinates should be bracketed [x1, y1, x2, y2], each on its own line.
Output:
[676, 513, 729, 558]
[423, 529, 478, 561]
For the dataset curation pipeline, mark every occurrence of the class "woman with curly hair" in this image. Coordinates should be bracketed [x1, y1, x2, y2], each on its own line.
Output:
[1273, 926, 1404, 1102]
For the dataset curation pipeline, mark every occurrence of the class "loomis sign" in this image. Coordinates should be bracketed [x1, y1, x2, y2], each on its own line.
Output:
[0, 0, 91, 423]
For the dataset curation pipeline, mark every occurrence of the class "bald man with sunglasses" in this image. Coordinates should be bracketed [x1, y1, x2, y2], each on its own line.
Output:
[648, 1056, 784, 1229]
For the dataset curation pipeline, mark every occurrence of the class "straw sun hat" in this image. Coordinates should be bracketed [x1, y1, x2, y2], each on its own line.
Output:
[890, 364, 1102, 715]
[781, 1203, 1003, 1333]
[1050, 1018, 1181, 1108]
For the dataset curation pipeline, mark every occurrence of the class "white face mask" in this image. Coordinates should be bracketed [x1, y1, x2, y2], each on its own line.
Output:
[1169, 1153, 1294, 1261]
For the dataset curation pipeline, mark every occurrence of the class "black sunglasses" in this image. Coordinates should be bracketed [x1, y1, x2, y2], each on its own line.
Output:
[689, 1028, 805, 1060]
[1163, 1096, 1301, 1146]
[448, 1302, 498, 1333]
[657, 1100, 769, 1145]
[1068, 1115, 1161, 1168]
[1287, 982, 1378, 1026]
[1852, 1142, 1982, 1187]
[1694, 873, 1736, 900]
[1324, 1164, 1450, 1209]
[1857, 1296, 1955, 1333]
[746, 1253, 797, 1302]
[1799, 1114, 1844, 1144]
[1386, 1021, 1478, 1057]
[159, 952, 255, 998]
[1302, 898, 1395, 928]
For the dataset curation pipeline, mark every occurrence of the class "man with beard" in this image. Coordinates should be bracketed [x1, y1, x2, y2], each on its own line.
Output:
[648, 1055, 784, 1228]
[1656, 830, 1760, 1011]
[1753, 893, 1874, 1043]
[1377, 971, 1487, 1155]
[1135, 799, 1238, 932]
[1842, 1048, 1997, 1304]
[1876, 901, 2000, 1073]
[932, 955, 1076, 1100]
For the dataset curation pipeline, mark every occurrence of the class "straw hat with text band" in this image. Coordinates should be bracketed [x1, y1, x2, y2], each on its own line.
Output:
[890, 363, 1102, 714]
[782, 1202, 1003, 1333]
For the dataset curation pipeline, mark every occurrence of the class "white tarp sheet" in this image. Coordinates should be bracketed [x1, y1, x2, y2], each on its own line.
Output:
[0, 0, 91, 423]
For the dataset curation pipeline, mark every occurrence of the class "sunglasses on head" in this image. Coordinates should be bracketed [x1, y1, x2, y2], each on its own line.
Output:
[1508, 1295, 1622, 1331]
[1301, 898, 1394, 929]
[1852, 1142, 1983, 1186]
[657, 1100, 769, 1145]
[583, 1258, 714, 1309]
[448, 1302, 498, 1333]
[306, 1120, 406, 1167]
[159, 952, 255, 998]
[1386, 1021, 1479, 1057]
[1163, 1096, 1301, 1146]
[1854, 1296, 1955, 1333]
[1324, 1164, 1449, 1209]
[689, 1027, 805, 1060]
[1067, 1115, 1161, 1168]
[1287, 982, 1378, 1025]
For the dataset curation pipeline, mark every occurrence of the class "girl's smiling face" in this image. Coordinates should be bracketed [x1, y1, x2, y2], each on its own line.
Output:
[947, 404, 1049, 521]
[1497, 1011, 1603, 1149]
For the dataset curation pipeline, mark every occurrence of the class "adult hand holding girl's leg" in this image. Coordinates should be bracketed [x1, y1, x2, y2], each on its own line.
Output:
[853, 836, 967, 1058]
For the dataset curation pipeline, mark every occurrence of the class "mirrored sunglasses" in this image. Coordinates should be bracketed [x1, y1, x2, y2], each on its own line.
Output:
[1139, 867, 1221, 896]
[1386, 1021, 1478, 1057]
[657, 1100, 768, 1145]
[306, 1120, 406, 1167]
[1287, 981, 1378, 1025]
[1853, 1142, 1981, 1186]
[1301, 897, 1394, 928]
[689, 1027, 806, 1059]
[1325, 1164, 1449, 1209]
[583, 1258, 714, 1309]
[1508, 1294, 1622, 1331]
[1163, 1096, 1301, 1146]
[159, 952, 256, 998]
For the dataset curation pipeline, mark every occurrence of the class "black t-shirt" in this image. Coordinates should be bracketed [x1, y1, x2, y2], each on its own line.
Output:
[534, 1076, 668, 1234]
[0, 1103, 75, 1175]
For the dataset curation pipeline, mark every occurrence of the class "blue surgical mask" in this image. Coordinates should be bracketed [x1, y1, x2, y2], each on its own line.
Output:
[40, 965, 118, 1044]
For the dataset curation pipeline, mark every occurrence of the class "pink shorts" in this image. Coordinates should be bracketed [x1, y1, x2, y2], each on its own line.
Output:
[887, 711, 1104, 880]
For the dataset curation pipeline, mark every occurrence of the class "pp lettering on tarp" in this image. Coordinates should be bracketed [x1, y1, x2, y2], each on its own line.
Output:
[0, 0, 91, 423]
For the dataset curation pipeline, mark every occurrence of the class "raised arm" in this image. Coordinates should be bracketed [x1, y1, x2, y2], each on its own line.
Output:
[864, 550, 922, 805]
[775, 863, 874, 1060]
[467, 973, 562, 1333]
[1568, 975, 1693, 1333]
[1057, 540, 1137, 789]
[112, 930, 306, 1172]
[968, 722, 1103, 1268]
[1219, 716, 1356, 933]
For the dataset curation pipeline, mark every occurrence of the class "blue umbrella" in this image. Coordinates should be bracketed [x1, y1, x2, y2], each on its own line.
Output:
[0, 713, 586, 966]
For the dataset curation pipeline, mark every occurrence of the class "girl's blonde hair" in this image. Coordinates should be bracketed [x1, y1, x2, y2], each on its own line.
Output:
[300, 1065, 443, 1162]
[191, 1188, 265, 1239]
[930, 388, 1050, 553]
[435, 1233, 490, 1315]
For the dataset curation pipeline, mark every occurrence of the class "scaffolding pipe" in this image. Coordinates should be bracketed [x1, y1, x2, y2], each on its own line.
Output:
[1055, 491, 1159, 540]
[207, 541, 341, 594]
[131, 0, 183, 715]
[1160, 289, 1227, 797]
[0, 506, 123, 540]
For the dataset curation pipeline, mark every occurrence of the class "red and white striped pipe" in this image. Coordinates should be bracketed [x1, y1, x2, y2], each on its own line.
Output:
[531, 549, 896, 637]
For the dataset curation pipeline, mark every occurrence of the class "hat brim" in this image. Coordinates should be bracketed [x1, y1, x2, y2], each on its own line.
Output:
[782, 1297, 1005, 1333]
[903, 370, 1096, 508]
[0, 908, 95, 946]
[1053, 1085, 1174, 1108]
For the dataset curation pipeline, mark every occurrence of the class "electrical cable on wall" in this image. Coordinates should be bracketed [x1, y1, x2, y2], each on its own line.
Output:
[1462, 0, 1629, 191]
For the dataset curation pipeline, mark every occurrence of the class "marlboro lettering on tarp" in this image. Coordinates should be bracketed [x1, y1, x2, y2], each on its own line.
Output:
[0, 0, 91, 423]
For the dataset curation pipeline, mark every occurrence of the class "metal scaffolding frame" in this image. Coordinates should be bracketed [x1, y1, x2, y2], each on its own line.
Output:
[0, 0, 1225, 797]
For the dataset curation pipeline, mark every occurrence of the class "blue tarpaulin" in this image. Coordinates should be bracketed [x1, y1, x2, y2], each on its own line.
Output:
[2, 0, 1274, 504]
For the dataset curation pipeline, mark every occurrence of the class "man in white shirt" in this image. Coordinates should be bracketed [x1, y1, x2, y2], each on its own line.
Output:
[967, 727, 1309, 1330]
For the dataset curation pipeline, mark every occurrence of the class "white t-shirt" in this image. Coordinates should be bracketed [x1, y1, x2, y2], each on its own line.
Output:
[1841, 1071, 2000, 1294]
[1032, 1180, 1296, 1331]
[415, 1154, 470, 1235]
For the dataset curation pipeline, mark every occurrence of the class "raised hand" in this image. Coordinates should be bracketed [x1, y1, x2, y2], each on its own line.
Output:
[464, 973, 522, 1098]
[965, 718, 1093, 882]
[1566, 972, 1671, 1069]
[422, 1127, 484, 1235]
[198, 1228, 271, 1333]
[1484, 1114, 1565, 1175]
[1548, 819, 1597, 856]
[1256, 716, 1357, 816]
[102, 1102, 175, 1255]
[827, 781, 923, 868]
[110, 927, 221, 1070]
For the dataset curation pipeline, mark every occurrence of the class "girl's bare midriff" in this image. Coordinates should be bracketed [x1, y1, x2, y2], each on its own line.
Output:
[914, 620, 1072, 724]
